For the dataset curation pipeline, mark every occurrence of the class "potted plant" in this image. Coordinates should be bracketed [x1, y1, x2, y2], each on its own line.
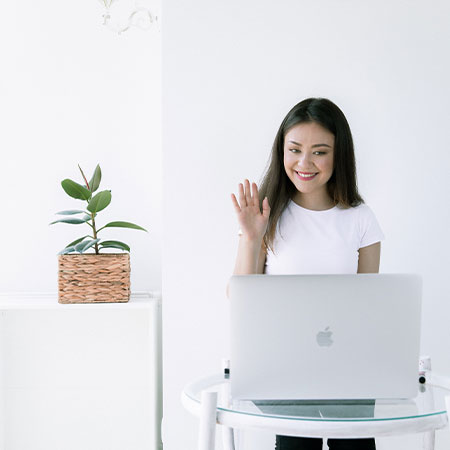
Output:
[50, 164, 147, 304]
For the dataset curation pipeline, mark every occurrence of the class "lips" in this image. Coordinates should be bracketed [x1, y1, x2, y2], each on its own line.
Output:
[296, 171, 318, 180]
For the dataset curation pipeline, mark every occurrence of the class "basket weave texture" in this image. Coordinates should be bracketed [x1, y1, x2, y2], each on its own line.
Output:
[58, 253, 130, 304]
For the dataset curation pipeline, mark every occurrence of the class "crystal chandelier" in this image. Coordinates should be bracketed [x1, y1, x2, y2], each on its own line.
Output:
[98, 0, 158, 34]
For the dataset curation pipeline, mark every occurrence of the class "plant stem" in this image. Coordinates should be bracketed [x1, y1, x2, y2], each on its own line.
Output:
[91, 213, 100, 254]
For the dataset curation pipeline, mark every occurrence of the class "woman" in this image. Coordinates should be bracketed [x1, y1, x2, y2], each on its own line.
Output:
[230, 97, 384, 450]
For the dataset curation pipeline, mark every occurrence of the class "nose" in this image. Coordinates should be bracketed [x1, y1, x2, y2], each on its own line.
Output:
[296, 152, 315, 169]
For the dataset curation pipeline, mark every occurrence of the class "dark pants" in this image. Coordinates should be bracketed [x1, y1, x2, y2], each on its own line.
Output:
[275, 436, 376, 450]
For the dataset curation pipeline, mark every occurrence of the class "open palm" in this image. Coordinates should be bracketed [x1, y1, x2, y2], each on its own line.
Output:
[231, 179, 270, 241]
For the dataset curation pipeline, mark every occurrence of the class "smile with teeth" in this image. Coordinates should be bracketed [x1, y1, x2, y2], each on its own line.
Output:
[296, 171, 318, 180]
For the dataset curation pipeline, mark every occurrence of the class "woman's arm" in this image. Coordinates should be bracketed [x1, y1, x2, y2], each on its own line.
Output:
[226, 239, 266, 298]
[357, 242, 381, 273]
[233, 237, 266, 275]
[226, 180, 270, 298]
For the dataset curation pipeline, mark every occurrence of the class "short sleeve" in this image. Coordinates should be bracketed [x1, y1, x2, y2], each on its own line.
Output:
[358, 205, 385, 249]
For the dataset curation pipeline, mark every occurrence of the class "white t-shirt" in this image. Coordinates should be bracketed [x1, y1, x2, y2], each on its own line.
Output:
[264, 200, 385, 275]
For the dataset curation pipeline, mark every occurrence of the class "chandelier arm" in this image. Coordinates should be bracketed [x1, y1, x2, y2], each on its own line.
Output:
[99, 1, 157, 34]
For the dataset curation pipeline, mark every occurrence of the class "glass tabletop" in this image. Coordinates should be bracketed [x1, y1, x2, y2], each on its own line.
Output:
[184, 374, 450, 422]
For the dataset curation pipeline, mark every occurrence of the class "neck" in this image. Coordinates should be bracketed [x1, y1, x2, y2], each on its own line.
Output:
[292, 191, 336, 211]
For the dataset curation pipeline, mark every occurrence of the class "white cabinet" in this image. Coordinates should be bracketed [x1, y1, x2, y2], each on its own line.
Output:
[0, 292, 162, 450]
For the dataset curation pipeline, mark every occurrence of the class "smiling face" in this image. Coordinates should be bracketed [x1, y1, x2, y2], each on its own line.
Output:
[283, 121, 336, 210]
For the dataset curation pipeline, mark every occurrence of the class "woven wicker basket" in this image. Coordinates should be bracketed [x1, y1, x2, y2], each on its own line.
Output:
[58, 253, 130, 304]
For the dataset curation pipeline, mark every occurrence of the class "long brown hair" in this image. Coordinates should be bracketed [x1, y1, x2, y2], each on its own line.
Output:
[259, 97, 364, 254]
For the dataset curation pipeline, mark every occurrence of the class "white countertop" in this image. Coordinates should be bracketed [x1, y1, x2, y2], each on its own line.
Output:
[0, 291, 161, 310]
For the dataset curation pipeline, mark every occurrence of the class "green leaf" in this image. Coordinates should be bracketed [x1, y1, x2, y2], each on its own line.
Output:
[66, 235, 91, 247]
[87, 190, 111, 214]
[75, 238, 100, 253]
[61, 179, 92, 201]
[57, 246, 76, 255]
[56, 210, 86, 215]
[78, 164, 90, 190]
[99, 245, 130, 253]
[98, 221, 147, 232]
[74, 241, 86, 253]
[82, 214, 92, 222]
[49, 218, 89, 225]
[88, 164, 102, 193]
[99, 240, 130, 252]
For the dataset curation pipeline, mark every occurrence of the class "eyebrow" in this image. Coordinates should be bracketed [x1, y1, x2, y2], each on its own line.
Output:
[288, 140, 332, 149]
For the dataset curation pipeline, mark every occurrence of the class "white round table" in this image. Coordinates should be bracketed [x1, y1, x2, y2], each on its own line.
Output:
[182, 372, 450, 450]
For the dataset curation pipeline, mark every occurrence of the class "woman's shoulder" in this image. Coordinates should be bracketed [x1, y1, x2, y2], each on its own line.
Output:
[337, 202, 373, 214]
[343, 203, 385, 243]
[350, 202, 379, 218]
[335, 202, 381, 226]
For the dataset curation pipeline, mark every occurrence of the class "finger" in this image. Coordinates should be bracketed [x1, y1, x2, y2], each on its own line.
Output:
[262, 197, 271, 219]
[252, 182, 259, 207]
[244, 179, 252, 204]
[238, 183, 247, 207]
[230, 193, 241, 214]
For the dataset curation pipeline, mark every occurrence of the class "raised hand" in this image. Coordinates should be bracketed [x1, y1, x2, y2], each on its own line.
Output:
[231, 179, 271, 241]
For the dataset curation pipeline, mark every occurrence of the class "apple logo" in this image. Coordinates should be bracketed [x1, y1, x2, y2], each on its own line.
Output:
[316, 326, 333, 347]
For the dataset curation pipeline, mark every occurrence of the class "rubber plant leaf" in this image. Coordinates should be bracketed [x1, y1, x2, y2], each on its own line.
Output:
[88, 164, 102, 193]
[57, 246, 76, 255]
[98, 221, 147, 232]
[87, 190, 111, 214]
[66, 235, 91, 247]
[75, 238, 100, 253]
[61, 179, 92, 201]
[49, 218, 89, 225]
[99, 240, 130, 252]
[56, 210, 86, 215]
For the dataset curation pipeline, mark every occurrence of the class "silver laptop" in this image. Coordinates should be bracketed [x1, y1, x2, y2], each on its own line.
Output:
[229, 274, 422, 400]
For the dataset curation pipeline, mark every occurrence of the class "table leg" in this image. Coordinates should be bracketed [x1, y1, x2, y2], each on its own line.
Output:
[222, 427, 235, 450]
[199, 391, 218, 450]
[219, 375, 235, 450]
[423, 431, 435, 450]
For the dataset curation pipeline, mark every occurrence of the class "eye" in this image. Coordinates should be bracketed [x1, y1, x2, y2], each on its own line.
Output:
[314, 151, 327, 155]
[289, 149, 300, 153]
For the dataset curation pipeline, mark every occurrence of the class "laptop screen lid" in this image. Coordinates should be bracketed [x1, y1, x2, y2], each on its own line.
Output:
[229, 274, 422, 401]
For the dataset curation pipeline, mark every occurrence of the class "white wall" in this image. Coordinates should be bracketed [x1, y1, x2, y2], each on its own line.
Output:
[0, 0, 161, 293]
[162, 1, 450, 450]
